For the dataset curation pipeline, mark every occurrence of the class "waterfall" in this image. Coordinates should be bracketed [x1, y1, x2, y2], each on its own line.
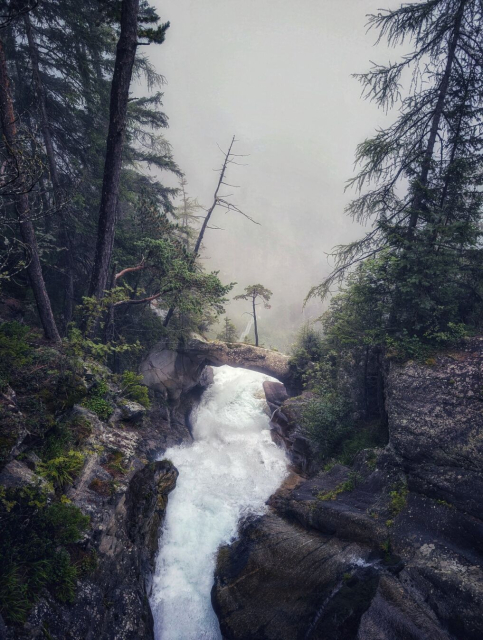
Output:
[150, 365, 288, 640]
[239, 317, 253, 342]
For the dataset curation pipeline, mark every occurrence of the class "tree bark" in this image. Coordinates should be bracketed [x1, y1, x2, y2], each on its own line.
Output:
[407, 0, 466, 236]
[252, 295, 258, 347]
[24, 12, 75, 329]
[89, 0, 140, 300]
[0, 37, 60, 342]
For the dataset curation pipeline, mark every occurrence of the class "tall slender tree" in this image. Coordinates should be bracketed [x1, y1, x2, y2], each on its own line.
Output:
[89, 0, 142, 301]
[235, 284, 272, 347]
[0, 35, 60, 342]
[89, 0, 170, 301]
[23, 11, 75, 328]
[309, 0, 483, 338]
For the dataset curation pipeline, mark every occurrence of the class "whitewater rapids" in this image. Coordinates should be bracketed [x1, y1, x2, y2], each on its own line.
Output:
[150, 365, 289, 640]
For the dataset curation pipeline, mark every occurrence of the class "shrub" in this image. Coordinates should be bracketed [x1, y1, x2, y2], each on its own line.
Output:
[117, 370, 150, 408]
[38, 451, 85, 489]
[302, 392, 353, 461]
[0, 486, 89, 623]
[82, 381, 113, 420]
[389, 484, 409, 516]
[0, 322, 32, 389]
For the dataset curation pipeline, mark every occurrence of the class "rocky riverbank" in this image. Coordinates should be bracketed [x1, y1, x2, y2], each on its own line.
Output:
[0, 343, 212, 639]
[213, 338, 483, 639]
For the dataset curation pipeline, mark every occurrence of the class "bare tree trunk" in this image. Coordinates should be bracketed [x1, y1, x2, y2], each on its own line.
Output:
[407, 0, 466, 236]
[24, 12, 74, 329]
[89, 0, 140, 300]
[163, 137, 236, 329]
[0, 37, 60, 342]
[252, 295, 258, 347]
[193, 135, 235, 256]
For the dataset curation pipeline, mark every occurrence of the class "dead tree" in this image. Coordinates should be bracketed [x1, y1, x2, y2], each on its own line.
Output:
[164, 136, 258, 328]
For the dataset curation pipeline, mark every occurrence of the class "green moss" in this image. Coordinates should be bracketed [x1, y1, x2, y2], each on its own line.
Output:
[104, 449, 128, 476]
[82, 381, 113, 420]
[437, 499, 455, 509]
[317, 472, 361, 501]
[389, 484, 409, 516]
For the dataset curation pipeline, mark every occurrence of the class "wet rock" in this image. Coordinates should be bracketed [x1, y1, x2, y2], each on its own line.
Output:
[212, 513, 376, 640]
[214, 338, 483, 639]
[263, 380, 288, 413]
[269, 393, 317, 476]
[386, 337, 483, 518]
[119, 399, 147, 422]
[141, 336, 293, 399]
[125, 460, 179, 575]
[3, 390, 185, 640]
[199, 365, 214, 388]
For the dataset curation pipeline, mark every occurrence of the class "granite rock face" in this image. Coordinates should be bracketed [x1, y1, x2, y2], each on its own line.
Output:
[2, 399, 184, 640]
[213, 339, 483, 639]
[266, 389, 318, 476]
[386, 337, 483, 518]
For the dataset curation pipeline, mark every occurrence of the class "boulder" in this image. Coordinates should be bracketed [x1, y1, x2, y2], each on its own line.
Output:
[263, 380, 288, 413]
[269, 393, 317, 476]
[119, 399, 147, 422]
[0, 459, 41, 489]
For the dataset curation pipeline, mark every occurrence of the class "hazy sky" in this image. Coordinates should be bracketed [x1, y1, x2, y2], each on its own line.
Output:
[146, 0, 401, 331]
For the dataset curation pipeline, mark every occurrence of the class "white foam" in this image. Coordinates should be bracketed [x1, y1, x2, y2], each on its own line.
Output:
[150, 365, 288, 640]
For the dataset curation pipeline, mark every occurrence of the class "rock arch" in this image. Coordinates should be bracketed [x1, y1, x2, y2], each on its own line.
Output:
[140, 336, 292, 400]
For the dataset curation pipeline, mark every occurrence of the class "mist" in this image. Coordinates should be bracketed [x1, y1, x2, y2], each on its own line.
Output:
[146, 0, 402, 350]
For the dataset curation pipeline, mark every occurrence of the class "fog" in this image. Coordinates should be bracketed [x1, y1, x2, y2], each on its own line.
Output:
[147, 0, 402, 350]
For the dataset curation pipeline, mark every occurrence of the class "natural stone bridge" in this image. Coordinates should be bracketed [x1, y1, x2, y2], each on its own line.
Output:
[140, 336, 292, 400]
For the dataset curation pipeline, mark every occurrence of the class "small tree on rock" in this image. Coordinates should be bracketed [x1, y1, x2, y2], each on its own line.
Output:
[234, 284, 272, 347]
[217, 317, 238, 343]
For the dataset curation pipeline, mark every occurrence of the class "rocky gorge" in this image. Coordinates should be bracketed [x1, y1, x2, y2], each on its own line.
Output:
[1, 335, 482, 639]
[212, 338, 483, 639]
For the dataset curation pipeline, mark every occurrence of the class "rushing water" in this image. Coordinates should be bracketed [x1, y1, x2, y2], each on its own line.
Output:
[150, 365, 289, 640]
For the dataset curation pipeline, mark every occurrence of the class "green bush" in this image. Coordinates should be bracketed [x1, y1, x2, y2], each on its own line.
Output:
[38, 451, 85, 489]
[0, 322, 33, 390]
[289, 323, 325, 389]
[118, 370, 150, 408]
[302, 392, 353, 461]
[82, 381, 113, 420]
[0, 485, 89, 624]
[389, 484, 409, 516]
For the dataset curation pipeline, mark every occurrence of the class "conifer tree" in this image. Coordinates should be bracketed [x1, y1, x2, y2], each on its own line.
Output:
[310, 0, 483, 339]
[235, 285, 272, 347]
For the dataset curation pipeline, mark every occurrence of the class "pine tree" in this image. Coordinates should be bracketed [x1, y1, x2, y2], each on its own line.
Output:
[310, 0, 483, 339]
[217, 317, 238, 343]
[234, 285, 272, 347]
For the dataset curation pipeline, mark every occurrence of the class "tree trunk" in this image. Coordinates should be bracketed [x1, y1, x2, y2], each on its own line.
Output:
[89, 0, 140, 300]
[0, 37, 60, 342]
[407, 0, 466, 236]
[24, 12, 75, 329]
[252, 295, 258, 347]
[193, 135, 235, 256]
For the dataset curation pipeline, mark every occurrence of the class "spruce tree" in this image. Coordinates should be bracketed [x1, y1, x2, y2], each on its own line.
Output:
[310, 0, 483, 340]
